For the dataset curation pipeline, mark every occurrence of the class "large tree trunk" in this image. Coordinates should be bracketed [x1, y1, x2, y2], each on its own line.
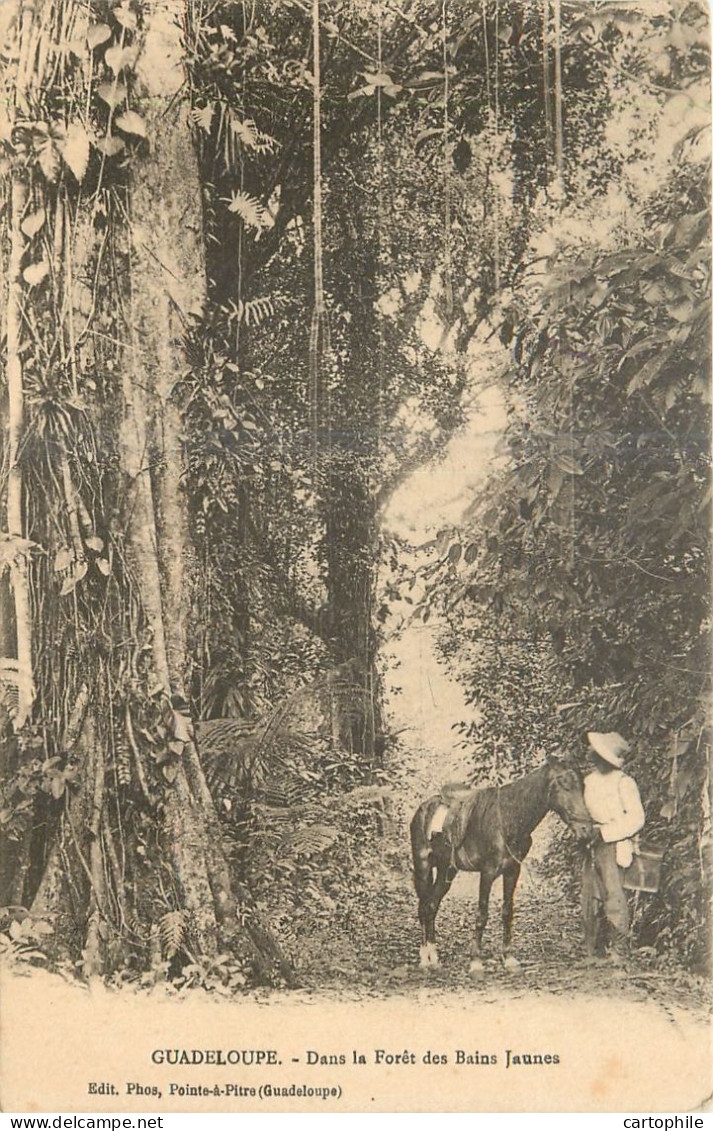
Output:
[127, 0, 204, 697]
[2, 2, 35, 731]
[110, 0, 288, 975]
[120, 0, 231, 960]
[320, 205, 385, 760]
[10, 0, 292, 984]
[323, 457, 381, 758]
[321, 264, 384, 760]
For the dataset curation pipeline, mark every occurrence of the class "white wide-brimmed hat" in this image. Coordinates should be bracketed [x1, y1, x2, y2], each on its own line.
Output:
[587, 731, 630, 768]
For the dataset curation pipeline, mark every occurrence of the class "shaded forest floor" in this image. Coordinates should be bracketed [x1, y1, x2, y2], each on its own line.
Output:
[1, 662, 710, 1114]
[278, 779, 709, 1020]
[265, 625, 710, 1021]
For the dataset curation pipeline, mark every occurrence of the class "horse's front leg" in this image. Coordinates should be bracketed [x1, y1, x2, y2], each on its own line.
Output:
[502, 863, 522, 971]
[469, 869, 496, 974]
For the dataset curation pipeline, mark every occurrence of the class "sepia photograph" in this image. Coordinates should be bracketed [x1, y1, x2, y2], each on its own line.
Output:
[0, 0, 710, 1114]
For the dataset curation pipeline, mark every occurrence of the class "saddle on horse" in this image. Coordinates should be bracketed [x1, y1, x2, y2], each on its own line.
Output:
[428, 782, 476, 861]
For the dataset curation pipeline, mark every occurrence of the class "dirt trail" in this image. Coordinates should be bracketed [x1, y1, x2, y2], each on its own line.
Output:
[292, 619, 708, 1026]
[1, 628, 707, 1115]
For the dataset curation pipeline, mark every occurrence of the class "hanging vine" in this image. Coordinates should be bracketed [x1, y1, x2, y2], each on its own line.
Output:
[441, 0, 453, 318]
[552, 0, 564, 188]
[308, 0, 330, 462]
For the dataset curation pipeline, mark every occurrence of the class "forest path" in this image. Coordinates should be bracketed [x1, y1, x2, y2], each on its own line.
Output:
[282, 390, 709, 1016]
[1, 621, 707, 1115]
[293, 621, 706, 1021]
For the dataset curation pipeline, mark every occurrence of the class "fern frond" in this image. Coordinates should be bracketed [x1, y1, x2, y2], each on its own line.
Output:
[127, 914, 146, 940]
[224, 190, 265, 231]
[114, 736, 131, 786]
[159, 909, 189, 959]
[260, 776, 307, 808]
[238, 296, 275, 326]
[191, 103, 215, 133]
[229, 114, 277, 154]
[277, 823, 340, 858]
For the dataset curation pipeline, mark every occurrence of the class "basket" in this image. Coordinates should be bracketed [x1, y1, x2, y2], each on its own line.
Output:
[622, 842, 664, 893]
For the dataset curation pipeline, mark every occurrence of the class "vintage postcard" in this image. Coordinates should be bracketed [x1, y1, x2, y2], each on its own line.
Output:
[0, 0, 710, 1115]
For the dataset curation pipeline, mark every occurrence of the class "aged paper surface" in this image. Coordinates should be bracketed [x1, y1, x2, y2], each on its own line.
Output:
[0, 966, 711, 1112]
[1, 0, 711, 1115]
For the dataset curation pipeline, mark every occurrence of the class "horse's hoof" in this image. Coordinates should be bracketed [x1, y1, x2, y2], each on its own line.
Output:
[502, 955, 521, 972]
[468, 958, 485, 975]
[419, 944, 439, 969]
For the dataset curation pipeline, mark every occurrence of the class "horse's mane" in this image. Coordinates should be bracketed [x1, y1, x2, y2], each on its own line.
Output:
[463, 763, 554, 844]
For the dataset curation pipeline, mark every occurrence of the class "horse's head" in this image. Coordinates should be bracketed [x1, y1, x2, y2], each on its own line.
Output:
[545, 758, 593, 843]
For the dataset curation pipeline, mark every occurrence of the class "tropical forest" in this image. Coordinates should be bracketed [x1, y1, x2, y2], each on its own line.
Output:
[0, 0, 710, 1070]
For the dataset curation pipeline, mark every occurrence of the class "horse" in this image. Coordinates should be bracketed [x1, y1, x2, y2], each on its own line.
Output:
[410, 758, 593, 973]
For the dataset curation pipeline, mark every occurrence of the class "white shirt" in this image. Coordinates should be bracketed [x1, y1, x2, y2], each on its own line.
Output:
[583, 769, 645, 844]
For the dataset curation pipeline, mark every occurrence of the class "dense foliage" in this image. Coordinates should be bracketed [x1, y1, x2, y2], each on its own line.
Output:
[0, 0, 709, 981]
[417, 3, 711, 967]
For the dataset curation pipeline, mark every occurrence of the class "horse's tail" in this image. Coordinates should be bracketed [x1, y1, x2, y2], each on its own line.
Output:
[410, 800, 436, 898]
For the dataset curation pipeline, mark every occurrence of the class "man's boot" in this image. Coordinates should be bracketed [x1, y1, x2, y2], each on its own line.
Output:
[608, 928, 629, 968]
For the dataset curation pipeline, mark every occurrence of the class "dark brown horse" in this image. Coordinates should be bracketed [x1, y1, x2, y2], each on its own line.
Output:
[410, 759, 593, 972]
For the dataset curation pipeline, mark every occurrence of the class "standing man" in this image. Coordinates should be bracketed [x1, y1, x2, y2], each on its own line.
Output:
[582, 731, 645, 964]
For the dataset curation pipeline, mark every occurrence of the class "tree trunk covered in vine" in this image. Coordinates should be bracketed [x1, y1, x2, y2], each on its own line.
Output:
[322, 214, 384, 759]
[0, 0, 291, 983]
[1, 1, 35, 734]
[323, 458, 381, 758]
[115, 0, 231, 963]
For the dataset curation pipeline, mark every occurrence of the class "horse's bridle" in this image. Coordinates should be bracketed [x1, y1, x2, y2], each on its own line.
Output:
[547, 766, 590, 833]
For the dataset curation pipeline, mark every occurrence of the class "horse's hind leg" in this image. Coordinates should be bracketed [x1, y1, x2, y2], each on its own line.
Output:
[413, 847, 438, 967]
[501, 863, 522, 971]
[427, 854, 456, 964]
[417, 841, 455, 969]
[411, 812, 438, 967]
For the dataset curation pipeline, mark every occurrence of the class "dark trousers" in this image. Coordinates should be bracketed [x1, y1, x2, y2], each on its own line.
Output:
[582, 840, 630, 956]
